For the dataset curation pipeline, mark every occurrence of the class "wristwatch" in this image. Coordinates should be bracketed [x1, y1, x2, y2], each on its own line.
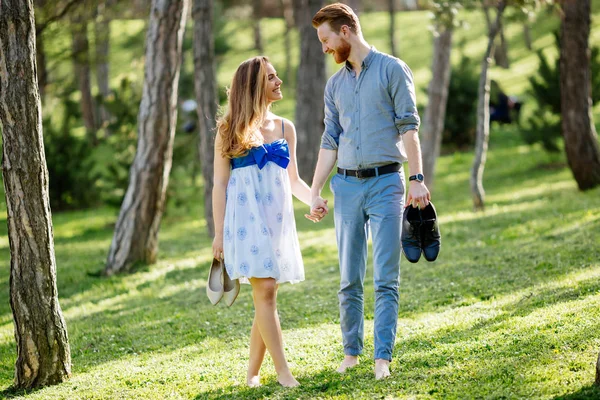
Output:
[409, 173, 424, 183]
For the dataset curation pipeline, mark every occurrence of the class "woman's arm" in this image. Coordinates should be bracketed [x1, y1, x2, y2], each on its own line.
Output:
[212, 134, 231, 259]
[282, 119, 312, 206]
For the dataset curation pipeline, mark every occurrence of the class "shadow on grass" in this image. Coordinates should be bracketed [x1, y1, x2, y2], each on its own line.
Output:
[193, 368, 378, 400]
[1, 177, 594, 378]
[0, 386, 45, 399]
[0, 126, 598, 396]
[553, 384, 600, 400]
[389, 278, 600, 397]
[44, 247, 599, 388]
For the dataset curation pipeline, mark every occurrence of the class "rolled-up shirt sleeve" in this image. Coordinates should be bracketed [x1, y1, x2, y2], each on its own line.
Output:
[321, 79, 342, 150]
[388, 59, 420, 135]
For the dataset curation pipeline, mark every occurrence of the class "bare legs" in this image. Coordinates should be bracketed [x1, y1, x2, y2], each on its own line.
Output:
[247, 318, 265, 387]
[248, 278, 299, 387]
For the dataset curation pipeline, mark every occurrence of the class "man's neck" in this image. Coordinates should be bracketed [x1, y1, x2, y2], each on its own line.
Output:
[347, 39, 371, 72]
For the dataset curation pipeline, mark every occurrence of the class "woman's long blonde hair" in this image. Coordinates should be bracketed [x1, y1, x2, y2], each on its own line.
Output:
[217, 56, 271, 158]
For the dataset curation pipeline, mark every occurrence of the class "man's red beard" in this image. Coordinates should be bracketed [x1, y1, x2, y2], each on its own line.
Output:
[333, 38, 351, 64]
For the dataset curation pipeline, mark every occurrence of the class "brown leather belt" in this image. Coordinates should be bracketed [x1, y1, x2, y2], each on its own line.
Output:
[337, 162, 401, 179]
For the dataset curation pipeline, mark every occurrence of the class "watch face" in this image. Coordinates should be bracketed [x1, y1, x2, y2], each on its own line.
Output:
[417, 173, 424, 182]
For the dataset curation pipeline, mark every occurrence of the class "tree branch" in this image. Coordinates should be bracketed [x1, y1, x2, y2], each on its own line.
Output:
[36, 0, 81, 35]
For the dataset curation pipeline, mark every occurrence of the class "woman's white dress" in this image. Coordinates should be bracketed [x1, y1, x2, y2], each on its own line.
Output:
[223, 138, 304, 284]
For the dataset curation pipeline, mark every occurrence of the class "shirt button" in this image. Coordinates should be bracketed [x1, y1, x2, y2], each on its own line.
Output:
[356, 146, 359, 150]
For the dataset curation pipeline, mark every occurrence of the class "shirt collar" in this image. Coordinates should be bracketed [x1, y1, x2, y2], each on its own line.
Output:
[344, 46, 377, 72]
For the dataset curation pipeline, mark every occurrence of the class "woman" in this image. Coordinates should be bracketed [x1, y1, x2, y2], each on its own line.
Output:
[212, 56, 322, 387]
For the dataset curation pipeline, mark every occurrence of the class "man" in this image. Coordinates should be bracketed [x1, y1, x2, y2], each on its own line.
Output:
[308, 3, 430, 380]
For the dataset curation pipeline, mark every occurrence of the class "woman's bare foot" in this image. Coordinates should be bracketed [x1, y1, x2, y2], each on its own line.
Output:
[336, 355, 359, 373]
[277, 372, 300, 387]
[374, 359, 391, 380]
[246, 375, 261, 387]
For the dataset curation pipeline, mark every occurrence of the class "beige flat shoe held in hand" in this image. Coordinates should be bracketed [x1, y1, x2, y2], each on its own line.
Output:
[206, 258, 224, 305]
[222, 265, 240, 307]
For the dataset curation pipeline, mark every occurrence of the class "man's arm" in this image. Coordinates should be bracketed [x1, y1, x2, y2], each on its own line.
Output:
[311, 148, 337, 202]
[306, 78, 340, 222]
[388, 59, 431, 208]
[403, 129, 430, 208]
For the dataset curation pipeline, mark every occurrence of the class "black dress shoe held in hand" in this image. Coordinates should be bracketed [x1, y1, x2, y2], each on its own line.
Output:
[420, 202, 441, 262]
[401, 206, 422, 263]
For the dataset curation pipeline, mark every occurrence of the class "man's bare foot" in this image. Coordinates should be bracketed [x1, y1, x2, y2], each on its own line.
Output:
[336, 355, 359, 373]
[277, 372, 300, 387]
[374, 359, 391, 380]
[246, 375, 261, 387]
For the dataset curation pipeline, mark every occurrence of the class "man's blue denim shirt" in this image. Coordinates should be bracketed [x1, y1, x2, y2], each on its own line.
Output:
[320, 47, 420, 170]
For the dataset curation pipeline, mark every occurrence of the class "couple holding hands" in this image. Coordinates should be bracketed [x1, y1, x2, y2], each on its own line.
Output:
[210, 3, 431, 388]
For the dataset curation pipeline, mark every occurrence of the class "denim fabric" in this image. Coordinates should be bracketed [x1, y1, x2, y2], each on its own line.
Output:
[330, 170, 405, 361]
[320, 47, 420, 170]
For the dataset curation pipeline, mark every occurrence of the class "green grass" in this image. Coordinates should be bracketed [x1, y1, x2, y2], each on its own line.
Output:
[1, 129, 599, 399]
[1, 4, 600, 400]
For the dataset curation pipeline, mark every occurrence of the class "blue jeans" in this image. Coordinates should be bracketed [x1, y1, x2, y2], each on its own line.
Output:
[330, 170, 405, 361]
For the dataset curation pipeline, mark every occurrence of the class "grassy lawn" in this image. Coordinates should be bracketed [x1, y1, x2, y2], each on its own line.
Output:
[1, 3, 600, 400]
[0, 125, 599, 399]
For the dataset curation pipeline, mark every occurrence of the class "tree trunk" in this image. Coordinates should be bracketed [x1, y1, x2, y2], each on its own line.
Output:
[280, 0, 294, 85]
[484, 4, 509, 69]
[192, 0, 217, 238]
[483, 4, 491, 31]
[596, 350, 600, 386]
[292, 0, 326, 182]
[71, 2, 97, 144]
[559, 0, 600, 190]
[33, 0, 48, 99]
[389, 0, 397, 57]
[471, 1, 505, 211]
[0, 0, 72, 389]
[421, 26, 453, 190]
[105, 0, 189, 275]
[95, 0, 114, 134]
[35, 24, 48, 99]
[494, 19, 510, 69]
[523, 22, 532, 50]
[252, 0, 263, 53]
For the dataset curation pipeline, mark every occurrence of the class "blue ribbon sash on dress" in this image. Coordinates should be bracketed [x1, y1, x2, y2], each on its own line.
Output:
[231, 139, 290, 170]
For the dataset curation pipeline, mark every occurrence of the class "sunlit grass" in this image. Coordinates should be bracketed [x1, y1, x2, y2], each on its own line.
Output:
[1, 122, 599, 399]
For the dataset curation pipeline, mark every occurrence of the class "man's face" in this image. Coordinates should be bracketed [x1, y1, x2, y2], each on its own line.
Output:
[317, 23, 351, 64]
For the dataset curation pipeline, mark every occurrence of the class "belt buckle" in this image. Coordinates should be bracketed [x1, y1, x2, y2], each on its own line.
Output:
[356, 169, 366, 179]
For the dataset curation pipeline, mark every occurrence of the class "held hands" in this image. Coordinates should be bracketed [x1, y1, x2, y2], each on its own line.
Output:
[305, 196, 329, 223]
[405, 181, 431, 209]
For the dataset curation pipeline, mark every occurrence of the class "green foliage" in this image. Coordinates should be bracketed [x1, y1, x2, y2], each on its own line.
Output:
[165, 131, 200, 215]
[42, 77, 140, 211]
[43, 90, 100, 211]
[442, 54, 479, 148]
[522, 32, 600, 152]
[88, 77, 140, 208]
[214, 0, 231, 57]
[423, 0, 466, 33]
[529, 33, 561, 115]
[521, 108, 562, 152]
